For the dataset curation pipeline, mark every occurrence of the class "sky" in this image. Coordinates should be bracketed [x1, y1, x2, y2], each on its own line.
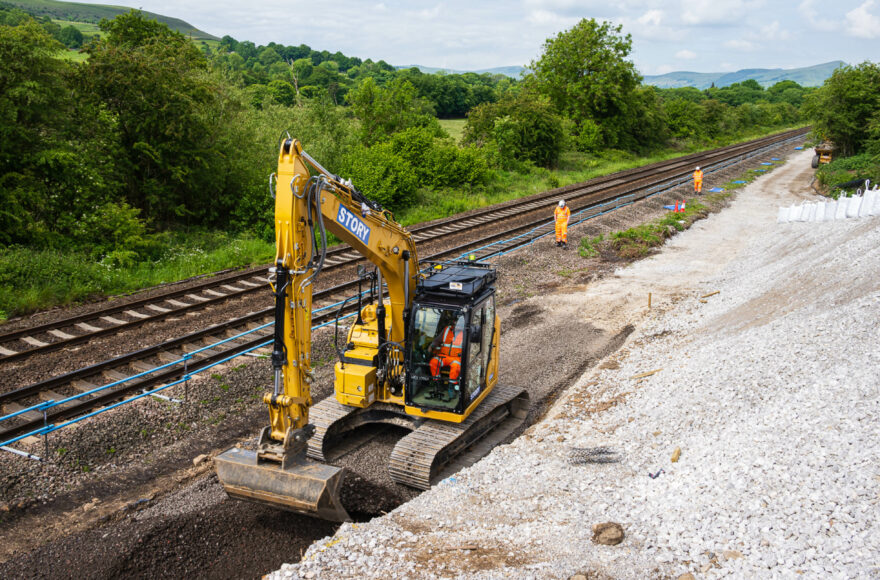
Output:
[107, 0, 880, 75]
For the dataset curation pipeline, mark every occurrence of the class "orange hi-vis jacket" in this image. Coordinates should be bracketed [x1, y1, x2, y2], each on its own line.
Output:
[554, 205, 571, 223]
[437, 326, 462, 357]
[430, 326, 463, 381]
[693, 169, 703, 183]
[554, 205, 571, 243]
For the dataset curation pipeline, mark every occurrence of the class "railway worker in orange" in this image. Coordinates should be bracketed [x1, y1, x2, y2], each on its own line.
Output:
[429, 314, 465, 401]
[554, 200, 571, 248]
[693, 166, 704, 193]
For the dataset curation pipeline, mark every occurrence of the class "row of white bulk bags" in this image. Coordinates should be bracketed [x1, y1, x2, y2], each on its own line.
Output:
[776, 187, 880, 223]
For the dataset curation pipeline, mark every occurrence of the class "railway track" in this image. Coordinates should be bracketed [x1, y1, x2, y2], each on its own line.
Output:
[0, 129, 807, 445]
[0, 128, 806, 365]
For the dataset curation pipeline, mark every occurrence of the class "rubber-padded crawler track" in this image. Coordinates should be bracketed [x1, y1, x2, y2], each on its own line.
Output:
[306, 384, 528, 489]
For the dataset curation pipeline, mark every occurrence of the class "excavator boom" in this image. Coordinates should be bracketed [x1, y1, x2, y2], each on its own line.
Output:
[214, 138, 364, 522]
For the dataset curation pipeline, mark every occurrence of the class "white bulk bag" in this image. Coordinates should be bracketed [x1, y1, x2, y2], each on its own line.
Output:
[846, 195, 862, 218]
[814, 201, 826, 222]
[835, 196, 849, 220]
[860, 190, 875, 217]
[824, 200, 838, 221]
[802, 203, 816, 222]
[777, 206, 790, 223]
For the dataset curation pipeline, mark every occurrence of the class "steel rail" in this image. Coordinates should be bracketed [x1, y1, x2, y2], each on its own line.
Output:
[0, 130, 806, 446]
[0, 129, 806, 364]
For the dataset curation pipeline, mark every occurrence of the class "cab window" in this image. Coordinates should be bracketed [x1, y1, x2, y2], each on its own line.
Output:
[408, 305, 466, 411]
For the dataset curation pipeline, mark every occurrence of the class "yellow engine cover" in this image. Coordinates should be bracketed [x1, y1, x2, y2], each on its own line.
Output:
[334, 361, 377, 408]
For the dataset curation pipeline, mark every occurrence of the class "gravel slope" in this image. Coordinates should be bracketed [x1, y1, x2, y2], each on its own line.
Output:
[270, 149, 880, 579]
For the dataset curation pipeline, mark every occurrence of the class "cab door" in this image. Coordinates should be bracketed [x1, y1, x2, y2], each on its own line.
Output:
[463, 295, 495, 404]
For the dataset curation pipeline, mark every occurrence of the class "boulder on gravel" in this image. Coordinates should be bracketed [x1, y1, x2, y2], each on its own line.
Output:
[591, 522, 625, 545]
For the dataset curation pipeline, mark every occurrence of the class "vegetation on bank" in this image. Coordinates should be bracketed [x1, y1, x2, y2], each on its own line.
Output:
[0, 232, 272, 320]
[578, 200, 709, 260]
[0, 5, 872, 320]
[806, 62, 880, 195]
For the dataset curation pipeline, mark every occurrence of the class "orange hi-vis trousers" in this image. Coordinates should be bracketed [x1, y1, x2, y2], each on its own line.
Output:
[429, 355, 461, 381]
[554, 206, 571, 243]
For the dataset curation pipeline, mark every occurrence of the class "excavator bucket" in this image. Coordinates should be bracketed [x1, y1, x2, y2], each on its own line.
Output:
[214, 447, 351, 522]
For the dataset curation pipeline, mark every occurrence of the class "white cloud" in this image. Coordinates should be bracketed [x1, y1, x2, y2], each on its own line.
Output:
[413, 5, 442, 19]
[724, 39, 757, 51]
[846, 1, 880, 38]
[638, 9, 663, 26]
[798, 0, 839, 31]
[676, 49, 697, 59]
[680, 0, 766, 25]
[761, 21, 790, 41]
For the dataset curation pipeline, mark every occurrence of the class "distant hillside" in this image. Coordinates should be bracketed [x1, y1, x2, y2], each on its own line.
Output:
[643, 61, 845, 89]
[9, 0, 218, 40]
[396, 64, 527, 78]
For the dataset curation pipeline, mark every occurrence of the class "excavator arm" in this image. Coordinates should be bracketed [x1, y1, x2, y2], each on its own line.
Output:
[215, 137, 419, 521]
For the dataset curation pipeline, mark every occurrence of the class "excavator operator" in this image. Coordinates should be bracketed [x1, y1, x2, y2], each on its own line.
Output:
[429, 313, 465, 401]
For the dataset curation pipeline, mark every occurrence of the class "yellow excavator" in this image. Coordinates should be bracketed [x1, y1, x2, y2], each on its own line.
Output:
[214, 137, 528, 521]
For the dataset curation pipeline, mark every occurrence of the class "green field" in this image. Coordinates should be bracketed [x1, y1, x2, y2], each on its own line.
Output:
[438, 119, 467, 144]
[52, 17, 101, 36]
[10, 0, 218, 40]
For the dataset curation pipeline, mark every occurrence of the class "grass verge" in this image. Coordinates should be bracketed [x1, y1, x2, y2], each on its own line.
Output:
[579, 192, 736, 260]
[0, 232, 273, 318]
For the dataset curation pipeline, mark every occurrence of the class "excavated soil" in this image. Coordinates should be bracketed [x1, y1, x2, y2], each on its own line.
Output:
[0, 142, 799, 579]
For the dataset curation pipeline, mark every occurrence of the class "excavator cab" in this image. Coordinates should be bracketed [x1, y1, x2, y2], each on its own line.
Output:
[405, 263, 497, 416]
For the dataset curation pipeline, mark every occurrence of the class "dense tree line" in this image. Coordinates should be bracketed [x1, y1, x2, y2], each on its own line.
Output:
[2, 10, 821, 264]
[212, 35, 506, 117]
[0, 2, 86, 47]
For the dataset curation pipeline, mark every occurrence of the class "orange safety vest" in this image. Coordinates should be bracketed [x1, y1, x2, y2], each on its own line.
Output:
[438, 326, 463, 357]
[554, 206, 570, 222]
[693, 169, 703, 182]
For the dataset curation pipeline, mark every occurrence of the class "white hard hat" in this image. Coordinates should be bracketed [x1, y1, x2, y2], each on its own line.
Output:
[696, 166, 700, 170]
[558, 200, 565, 207]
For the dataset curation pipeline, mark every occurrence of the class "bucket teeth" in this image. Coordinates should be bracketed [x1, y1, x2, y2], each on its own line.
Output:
[215, 447, 350, 522]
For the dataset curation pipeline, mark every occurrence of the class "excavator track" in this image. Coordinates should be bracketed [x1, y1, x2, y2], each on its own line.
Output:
[307, 384, 529, 490]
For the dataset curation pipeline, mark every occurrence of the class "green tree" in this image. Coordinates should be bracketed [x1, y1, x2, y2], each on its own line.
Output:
[267, 79, 297, 106]
[805, 61, 880, 156]
[57, 24, 83, 48]
[664, 99, 703, 139]
[0, 20, 120, 246]
[463, 93, 563, 168]
[347, 77, 435, 144]
[79, 11, 225, 224]
[528, 18, 641, 149]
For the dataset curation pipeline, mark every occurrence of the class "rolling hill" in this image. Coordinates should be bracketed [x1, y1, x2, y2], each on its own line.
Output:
[396, 64, 528, 78]
[643, 61, 845, 89]
[8, 0, 218, 41]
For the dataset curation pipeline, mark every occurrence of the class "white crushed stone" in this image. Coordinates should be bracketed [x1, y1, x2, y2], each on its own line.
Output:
[269, 150, 880, 579]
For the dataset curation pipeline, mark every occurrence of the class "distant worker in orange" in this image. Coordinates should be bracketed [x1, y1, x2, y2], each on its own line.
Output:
[693, 166, 704, 193]
[429, 315, 464, 401]
[554, 200, 571, 249]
